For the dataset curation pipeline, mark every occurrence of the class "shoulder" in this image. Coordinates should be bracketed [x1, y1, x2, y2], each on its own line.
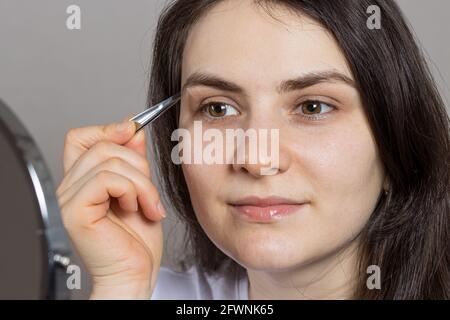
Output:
[150, 261, 248, 300]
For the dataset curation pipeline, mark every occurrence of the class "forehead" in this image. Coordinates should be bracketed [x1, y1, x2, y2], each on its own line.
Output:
[181, 0, 352, 87]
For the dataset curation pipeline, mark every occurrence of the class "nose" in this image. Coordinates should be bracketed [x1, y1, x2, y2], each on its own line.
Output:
[231, 128, 291, 178]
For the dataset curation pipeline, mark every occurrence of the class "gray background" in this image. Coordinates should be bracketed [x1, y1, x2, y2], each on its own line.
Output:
[0, 0, 448, 299]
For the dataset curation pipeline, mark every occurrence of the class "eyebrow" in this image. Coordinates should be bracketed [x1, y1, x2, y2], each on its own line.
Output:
[181, 70, 356, 96]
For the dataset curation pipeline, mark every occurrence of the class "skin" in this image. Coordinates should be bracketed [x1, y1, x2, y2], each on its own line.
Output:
[179, 0, 387, 299]
[58, 121, 165, 299]
[57, 0, 387, 300]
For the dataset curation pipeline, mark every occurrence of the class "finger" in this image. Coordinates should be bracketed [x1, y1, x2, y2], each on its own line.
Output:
[58, 158, 164, 221]
[63, 120, 136, 173]
[58, 141, 150, 195]
[61, 171, 139, 227]
[124, 129, 147, 158]
[121, 113, 147, 157]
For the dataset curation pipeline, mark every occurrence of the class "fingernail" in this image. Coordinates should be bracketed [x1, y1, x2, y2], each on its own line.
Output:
[156, 201, 166, 218]
[116, 121, 131, 133]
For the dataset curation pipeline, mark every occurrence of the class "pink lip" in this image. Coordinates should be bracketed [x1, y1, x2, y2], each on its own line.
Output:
[229, 196, 308, 222]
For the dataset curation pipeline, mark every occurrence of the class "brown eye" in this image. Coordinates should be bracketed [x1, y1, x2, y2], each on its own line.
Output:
[297, 100, 336, 120]
[302, 101, 322, 114]
[208, 103, 227, 117]
[201, 102, 239, 119]
[293, 100, 335, 121]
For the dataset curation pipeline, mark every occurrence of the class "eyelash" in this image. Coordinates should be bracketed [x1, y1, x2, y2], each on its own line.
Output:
[197, 99, 337, 122]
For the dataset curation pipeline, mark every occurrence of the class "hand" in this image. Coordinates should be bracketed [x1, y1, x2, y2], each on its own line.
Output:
[57, 120, 165, 299]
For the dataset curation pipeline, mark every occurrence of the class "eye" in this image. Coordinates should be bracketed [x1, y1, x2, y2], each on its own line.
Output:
[294, 100, 335, 121]
[200, 101, 239, 119]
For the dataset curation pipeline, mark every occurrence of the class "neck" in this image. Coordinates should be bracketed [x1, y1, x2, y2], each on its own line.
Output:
[246, 239, 360, 300]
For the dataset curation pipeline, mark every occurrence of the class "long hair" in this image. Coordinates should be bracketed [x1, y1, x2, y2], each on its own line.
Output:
[147, 0, 449, 299]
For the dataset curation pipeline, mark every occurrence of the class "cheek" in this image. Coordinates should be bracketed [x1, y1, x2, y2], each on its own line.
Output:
[181, 163, 226, 216]
[182, 163, 232, 246]
[291, 120, 384, 232]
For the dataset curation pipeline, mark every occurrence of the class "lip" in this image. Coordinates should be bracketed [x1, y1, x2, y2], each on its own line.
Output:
[228, 196, 308, 223]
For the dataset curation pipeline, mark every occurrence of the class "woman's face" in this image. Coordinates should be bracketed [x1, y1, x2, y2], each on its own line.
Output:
[179, 0, 385, 271]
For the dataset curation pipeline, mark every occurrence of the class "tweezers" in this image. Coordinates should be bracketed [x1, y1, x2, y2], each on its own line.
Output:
[129, 92, 181, 132]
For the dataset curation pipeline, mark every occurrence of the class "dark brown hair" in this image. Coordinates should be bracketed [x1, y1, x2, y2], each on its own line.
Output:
[147, 0, 449, 299]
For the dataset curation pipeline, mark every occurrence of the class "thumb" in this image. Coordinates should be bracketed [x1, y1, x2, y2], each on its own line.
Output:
[124, 129, 147, 158]
[121, 113, 148, 157]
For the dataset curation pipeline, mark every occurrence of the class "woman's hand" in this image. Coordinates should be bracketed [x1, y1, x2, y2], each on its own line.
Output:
[56, 120, 165, 299]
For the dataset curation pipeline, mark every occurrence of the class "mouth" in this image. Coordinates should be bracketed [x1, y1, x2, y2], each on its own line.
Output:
[228, 196, 309, 223]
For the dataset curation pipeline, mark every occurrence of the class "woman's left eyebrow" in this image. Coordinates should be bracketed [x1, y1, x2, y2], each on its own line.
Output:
[279, 70, 356, 93]
[181, 70, 356, 96]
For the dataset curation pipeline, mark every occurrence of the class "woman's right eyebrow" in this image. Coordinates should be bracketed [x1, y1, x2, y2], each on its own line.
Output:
[181, 70, 356, 96]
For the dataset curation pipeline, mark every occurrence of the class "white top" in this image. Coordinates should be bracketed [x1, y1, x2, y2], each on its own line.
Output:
[151, 261, 249, 300]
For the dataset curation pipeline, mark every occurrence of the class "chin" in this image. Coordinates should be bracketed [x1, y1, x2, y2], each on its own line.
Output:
[225, 233, 313, 272]
[233, 250, 306, 272]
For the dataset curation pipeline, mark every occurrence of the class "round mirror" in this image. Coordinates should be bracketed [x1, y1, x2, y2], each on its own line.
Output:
[0, 99, 71, 299]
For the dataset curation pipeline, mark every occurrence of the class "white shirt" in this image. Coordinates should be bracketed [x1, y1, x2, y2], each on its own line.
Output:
[151, 261, 249, 300]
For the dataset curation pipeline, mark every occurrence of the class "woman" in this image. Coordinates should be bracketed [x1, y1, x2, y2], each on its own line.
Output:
[57, 0, 449, 299]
